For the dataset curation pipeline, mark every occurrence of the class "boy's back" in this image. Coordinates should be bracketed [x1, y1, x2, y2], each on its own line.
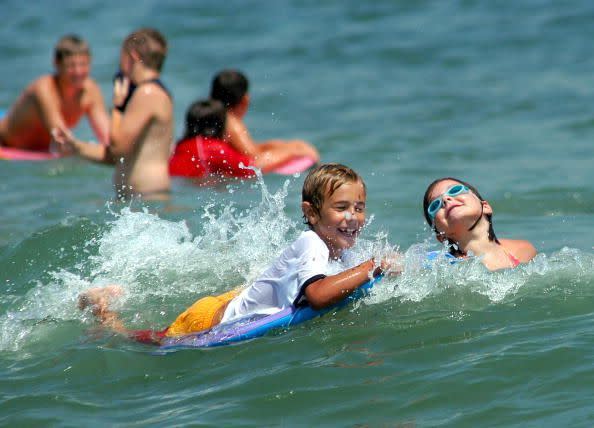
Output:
[111, 28, 173, 199]
[113, 79, 173, 199]
[221, 230, 330, 323]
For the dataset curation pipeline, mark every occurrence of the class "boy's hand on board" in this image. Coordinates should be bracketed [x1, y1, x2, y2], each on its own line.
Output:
[379, 251, 404, 276]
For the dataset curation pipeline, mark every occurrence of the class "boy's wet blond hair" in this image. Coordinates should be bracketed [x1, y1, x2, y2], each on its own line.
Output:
[302, 163, 366, 227]
[123, 28, 168, 71]
[54, 34, 90, 63]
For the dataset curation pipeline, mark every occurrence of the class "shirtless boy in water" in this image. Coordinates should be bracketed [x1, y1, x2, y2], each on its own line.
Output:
[53, 28, 173, 200]
[0, 35, 109, 151]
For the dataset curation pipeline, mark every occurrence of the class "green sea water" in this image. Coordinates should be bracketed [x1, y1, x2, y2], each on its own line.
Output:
[1, 1, 594, 426]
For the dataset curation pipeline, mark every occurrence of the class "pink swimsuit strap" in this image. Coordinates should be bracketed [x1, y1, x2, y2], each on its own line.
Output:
[501, 246, 520, 267]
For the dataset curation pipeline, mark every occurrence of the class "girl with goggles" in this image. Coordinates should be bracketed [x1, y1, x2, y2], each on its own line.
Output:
[423, 178, 537, 271]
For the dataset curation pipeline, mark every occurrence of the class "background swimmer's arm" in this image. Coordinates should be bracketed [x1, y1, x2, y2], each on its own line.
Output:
[35, 78, 68, 134]
[52, 125, 112, 163]
[86, 80, 110, 146]
[225, 114, 259, 157]
[304, 259, 388, 310]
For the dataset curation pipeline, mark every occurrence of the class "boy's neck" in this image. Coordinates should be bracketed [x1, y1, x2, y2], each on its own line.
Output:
[229, 96, 249, 118]
[228, 106, 245, 119]
[54, 75, 83, 99]
[130, 66, 160, 85]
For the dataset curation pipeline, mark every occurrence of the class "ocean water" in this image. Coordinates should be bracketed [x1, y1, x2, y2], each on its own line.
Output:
[1, 0, 594, 426]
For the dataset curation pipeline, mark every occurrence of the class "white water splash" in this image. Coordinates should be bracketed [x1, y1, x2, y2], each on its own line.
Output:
[367, 242, 594, 313]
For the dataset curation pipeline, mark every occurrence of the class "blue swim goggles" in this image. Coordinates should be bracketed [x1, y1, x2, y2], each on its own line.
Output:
[427, 184, 470, 222]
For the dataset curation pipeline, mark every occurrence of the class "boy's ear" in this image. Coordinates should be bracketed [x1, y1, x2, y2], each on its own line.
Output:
[301, 201, 318, 226]
[129, 49, 141, 63]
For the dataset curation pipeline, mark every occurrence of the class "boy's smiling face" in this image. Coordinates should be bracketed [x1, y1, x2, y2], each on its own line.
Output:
[303, 180, 366, 259]
[56, 54, 90, 90]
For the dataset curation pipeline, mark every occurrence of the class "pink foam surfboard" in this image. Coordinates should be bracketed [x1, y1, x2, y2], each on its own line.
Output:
[0, 110, 61, 161]
[0, 147, 61, 161]
[270, 156, 316, 175]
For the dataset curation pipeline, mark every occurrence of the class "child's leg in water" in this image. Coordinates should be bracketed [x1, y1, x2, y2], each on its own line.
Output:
[79, 286, 241, 345]
[78, 285, 129, 335]
[79, 285, 169, 344]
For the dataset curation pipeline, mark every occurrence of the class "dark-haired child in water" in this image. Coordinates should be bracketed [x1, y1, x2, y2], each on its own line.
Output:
[169, 99, 256, 179]
[210, 69, 319, 172]
[423, 177, 537, 271]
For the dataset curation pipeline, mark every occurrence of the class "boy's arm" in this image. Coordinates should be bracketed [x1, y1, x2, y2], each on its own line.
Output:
[35, 78, 68, 134]
[52, 125, 112, 163]
[86, 81, 110, 146]
[225, 114, 259, 158]
[304, 259, 384, 310]
[71, 140, 111, 163]
[108, 84, 160, 158]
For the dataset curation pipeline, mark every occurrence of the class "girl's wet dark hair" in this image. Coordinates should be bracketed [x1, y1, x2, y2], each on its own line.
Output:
[423, 177, 499, 256]
[183, 99, 226, 140]
[210, 69, 249, 109]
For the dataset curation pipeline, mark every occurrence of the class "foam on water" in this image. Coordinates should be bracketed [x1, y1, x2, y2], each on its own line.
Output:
[370, 242, 594, 314]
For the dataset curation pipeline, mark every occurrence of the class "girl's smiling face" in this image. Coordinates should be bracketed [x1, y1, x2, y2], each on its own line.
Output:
[303, 180, 366, 259]
[427, 179, 491, 239]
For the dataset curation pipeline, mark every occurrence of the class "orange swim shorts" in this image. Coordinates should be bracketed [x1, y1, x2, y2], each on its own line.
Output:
[164, 288, 241, 337]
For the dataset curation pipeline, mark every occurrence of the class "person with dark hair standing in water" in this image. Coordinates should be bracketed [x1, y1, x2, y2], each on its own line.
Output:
[169, 98, 256, 180]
